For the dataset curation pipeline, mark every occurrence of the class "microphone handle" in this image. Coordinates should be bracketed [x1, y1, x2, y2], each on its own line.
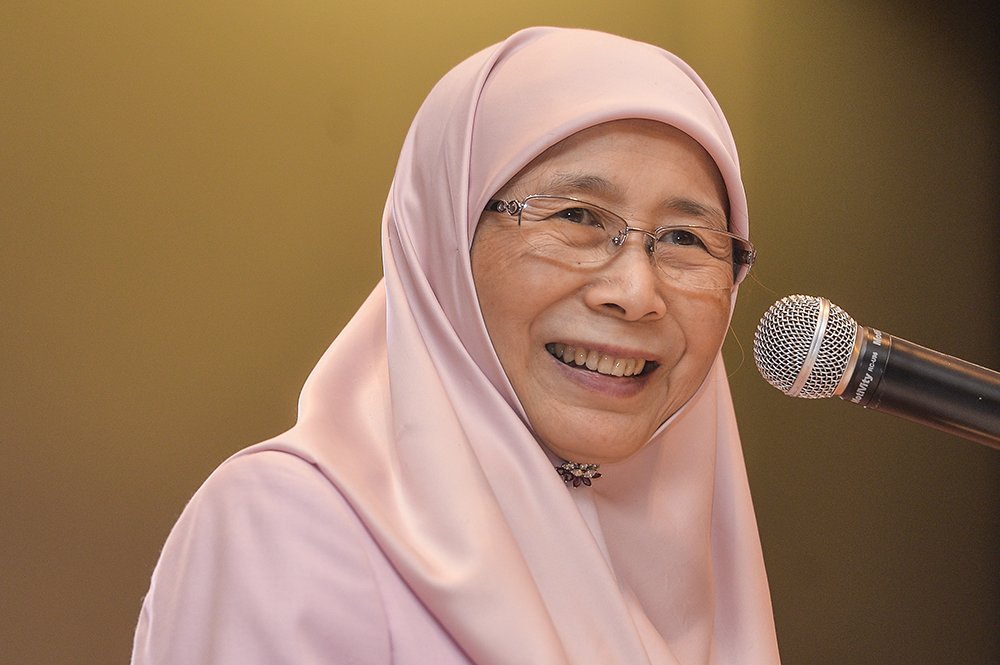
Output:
[839, 328, 1000, 449]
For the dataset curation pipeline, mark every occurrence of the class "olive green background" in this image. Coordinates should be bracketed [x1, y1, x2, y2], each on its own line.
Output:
[2, 1, 998, 663]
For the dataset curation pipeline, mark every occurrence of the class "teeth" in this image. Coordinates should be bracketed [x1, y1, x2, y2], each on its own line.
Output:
[546, 343, 648, 377]
[597, 354, 614, 374]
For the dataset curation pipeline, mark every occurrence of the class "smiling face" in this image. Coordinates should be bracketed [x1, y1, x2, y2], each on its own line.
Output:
[470, 119, 734, 464]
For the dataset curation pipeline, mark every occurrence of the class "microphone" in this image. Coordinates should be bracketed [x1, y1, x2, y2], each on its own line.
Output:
[752, 294, 1000, 449]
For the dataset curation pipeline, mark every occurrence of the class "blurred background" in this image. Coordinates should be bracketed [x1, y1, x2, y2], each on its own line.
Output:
[2, 0, 998, 663]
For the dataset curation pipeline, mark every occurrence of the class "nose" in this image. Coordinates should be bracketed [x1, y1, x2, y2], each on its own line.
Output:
[583, 235, 667, 321]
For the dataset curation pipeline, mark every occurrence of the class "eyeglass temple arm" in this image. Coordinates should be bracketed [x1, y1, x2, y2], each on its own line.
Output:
[485, 199, 522, 215]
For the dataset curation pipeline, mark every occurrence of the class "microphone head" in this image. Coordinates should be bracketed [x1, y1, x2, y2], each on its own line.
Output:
[753, 295, 859, 399]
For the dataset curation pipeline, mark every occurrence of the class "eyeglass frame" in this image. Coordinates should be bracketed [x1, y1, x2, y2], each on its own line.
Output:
[483, 194, 756, 286]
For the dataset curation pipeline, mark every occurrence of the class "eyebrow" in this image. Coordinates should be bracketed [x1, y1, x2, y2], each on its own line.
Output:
[542, 172, 623, 200]
[662, 197, 729, 231]
[540, 172, 729, 231]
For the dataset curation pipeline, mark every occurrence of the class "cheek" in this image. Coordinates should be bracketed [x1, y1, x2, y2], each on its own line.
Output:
[472, 225, 572, 333]
[471, 229, 537, 364]
[473, 256, 524, 336]
[679, 292, 732, 362]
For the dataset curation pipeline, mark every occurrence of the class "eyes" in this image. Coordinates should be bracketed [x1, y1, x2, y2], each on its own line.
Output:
[554, 206, 604, 228]
[486, 194, 754, 288]
[657, 228, 706, 249]
[550, 205, 710, 251]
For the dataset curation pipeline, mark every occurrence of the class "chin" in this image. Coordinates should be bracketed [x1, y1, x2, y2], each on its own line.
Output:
[541, 434, 648, 466]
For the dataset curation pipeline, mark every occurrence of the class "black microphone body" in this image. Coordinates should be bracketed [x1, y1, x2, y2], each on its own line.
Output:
[754, 295, 1000, 450]
[841, 327, 1000, 448]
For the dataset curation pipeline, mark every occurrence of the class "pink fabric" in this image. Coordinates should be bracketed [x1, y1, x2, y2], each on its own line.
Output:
[133, 27, 779, 664]
[132, 449, 485, 664]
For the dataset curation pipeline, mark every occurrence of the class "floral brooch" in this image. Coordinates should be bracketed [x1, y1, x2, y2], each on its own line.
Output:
[556, 462, 602, 487]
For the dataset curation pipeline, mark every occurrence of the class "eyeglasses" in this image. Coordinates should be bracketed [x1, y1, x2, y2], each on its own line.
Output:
[484, 195, 755, 290]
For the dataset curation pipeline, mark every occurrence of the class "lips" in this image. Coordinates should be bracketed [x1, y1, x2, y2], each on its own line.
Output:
[546, 342, 649, 377]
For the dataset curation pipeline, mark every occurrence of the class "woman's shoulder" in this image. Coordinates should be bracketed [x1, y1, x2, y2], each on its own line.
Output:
[132, 448, 392, 664]
[183, 448, 375, 556]
[200, 446, 345, 511]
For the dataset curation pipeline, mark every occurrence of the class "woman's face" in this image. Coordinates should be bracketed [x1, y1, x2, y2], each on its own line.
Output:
[471, 119, 733, 464]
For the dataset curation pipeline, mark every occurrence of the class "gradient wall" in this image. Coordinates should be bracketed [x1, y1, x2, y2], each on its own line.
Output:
[2, 1, 997, 663]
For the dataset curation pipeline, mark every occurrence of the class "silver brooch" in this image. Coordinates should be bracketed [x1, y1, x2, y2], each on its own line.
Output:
[556, 462, 602, 487]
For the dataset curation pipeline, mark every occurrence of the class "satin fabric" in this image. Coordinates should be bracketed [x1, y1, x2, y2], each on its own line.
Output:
[133, 27, 779, 664]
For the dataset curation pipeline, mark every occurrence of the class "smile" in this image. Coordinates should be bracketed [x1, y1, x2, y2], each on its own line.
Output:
[546, 342, 650, 377]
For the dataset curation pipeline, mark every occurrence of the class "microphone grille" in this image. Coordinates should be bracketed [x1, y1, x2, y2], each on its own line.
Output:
[753, 295, 859, 399]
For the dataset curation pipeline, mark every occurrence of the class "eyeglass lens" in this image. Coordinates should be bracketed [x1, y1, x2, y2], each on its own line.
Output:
[515, 196, 752, 290]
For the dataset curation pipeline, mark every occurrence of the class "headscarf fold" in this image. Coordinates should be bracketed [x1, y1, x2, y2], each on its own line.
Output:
[249, 26, 779, 664]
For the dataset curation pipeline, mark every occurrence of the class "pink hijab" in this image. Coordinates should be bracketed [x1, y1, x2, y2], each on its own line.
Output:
[258, 27, 778, 664]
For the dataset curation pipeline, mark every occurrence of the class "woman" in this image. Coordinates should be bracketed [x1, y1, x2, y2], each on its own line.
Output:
[132, 27, 780, 664]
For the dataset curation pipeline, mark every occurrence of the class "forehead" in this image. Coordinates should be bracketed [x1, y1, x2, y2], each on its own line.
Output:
[497, 119, 730, 228]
